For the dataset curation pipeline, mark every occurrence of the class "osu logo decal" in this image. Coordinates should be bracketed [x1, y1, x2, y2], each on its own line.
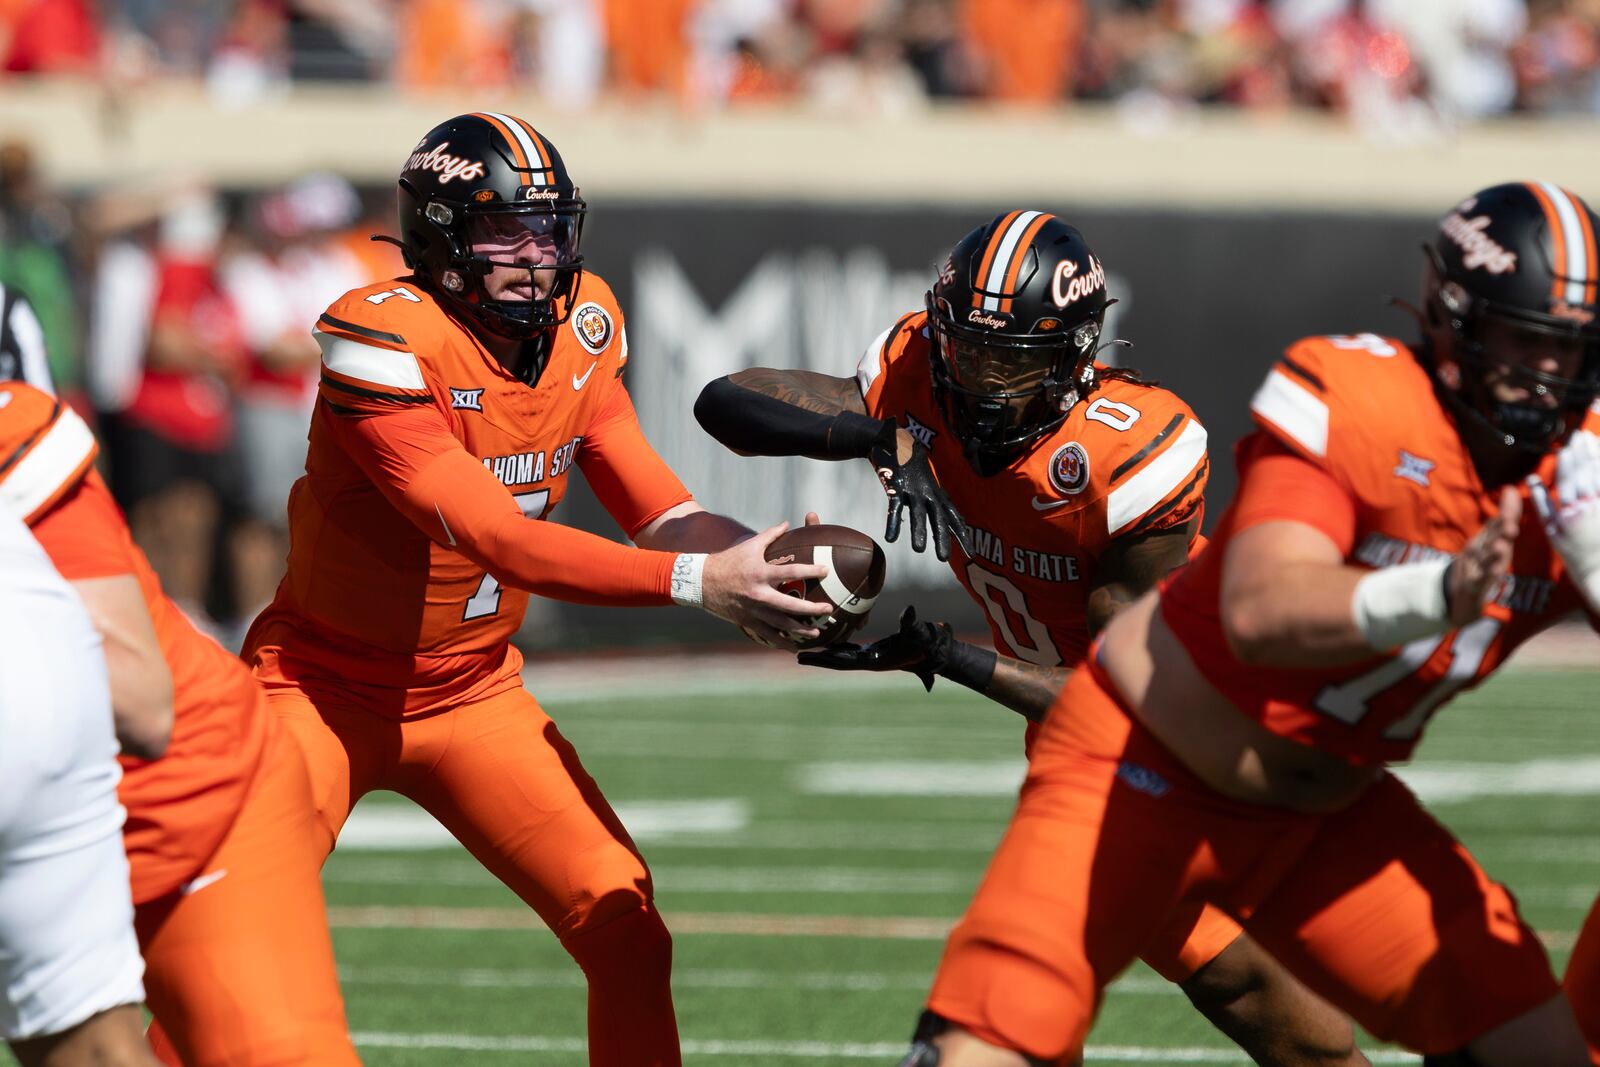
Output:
[1048, 441, 1090, 496]
[570, 302, 613, 355]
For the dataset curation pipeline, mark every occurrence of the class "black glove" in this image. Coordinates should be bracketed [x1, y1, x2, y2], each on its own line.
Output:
[797, 606, 951, 691]
[867, 422, 972, 563]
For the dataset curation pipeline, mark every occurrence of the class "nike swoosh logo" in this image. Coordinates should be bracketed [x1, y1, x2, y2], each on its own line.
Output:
[572, 361, 598, 390]
[182, 868, 228, 896]
[435, 504, 457, 546]
[1031, 496, 1072, 512]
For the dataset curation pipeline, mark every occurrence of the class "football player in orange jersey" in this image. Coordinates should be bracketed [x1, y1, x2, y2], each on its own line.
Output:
[0, 383, 359, 1066]
[877, 184, 1600, 1066]
[240, 113, 832, 1067]
[695, 211, 1367, 1066]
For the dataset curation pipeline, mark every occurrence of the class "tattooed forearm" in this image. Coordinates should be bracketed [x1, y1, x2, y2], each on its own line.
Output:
[977, 656, 1070, 723]
[728, 369, 868, 417]
[1086, 518, 1200, 636]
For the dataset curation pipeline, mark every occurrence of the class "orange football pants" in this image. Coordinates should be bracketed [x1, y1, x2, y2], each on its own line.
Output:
[139, 720, 358, 1066]
[270, 681, 679, 1067]
[1022, 719, 1241, 985]
[927, 664, 1560, 1063]
[1569, 894, 1600, 1066]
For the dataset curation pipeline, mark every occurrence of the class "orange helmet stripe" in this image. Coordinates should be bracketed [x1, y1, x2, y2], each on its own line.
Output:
[996, 211, 1054, 313]
[472, 112, 530, 171]
[1525, 182, 1568, 303]
[507, 115, 554, 172]
[1562, 184, 1599, 306]
[971, 210, 1023, 310]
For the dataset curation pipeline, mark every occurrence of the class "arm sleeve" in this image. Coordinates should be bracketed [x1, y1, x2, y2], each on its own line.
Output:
[579, 384, 694, 539]
[1231, 433, 1359, 555]
[322, 401, 679, 606]
[27, 471, 139, 580]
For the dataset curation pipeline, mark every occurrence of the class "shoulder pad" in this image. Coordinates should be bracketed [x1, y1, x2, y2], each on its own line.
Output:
[1250, 333, 1418, 488]
[1083, 380, 1209, 536]
[857, 311, 924, 413]
[0, 384, 97, 523]
[316, 281, 438, 410]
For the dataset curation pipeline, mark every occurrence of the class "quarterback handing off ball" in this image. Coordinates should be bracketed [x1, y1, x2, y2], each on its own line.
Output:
[765, 524, 886, 648]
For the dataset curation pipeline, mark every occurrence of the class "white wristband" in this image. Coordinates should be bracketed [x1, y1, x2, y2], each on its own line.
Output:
[670, 553, 708, 608]
[1351, 558, 1453, 651]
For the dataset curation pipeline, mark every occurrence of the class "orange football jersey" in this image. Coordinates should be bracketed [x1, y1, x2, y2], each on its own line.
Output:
[246, 271, 691, 716]
[0, 383, 268, 904]
[1162, 333, 1599, 765]
[857, 311, 1209, 667]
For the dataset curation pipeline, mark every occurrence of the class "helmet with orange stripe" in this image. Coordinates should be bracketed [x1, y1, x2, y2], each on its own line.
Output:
[1420, 182, 1600, 480]
[394, 113, 587, 342]
[927, 211, 1122, 473]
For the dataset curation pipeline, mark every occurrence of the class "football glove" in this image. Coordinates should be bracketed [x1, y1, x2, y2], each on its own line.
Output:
[797, 605, 950, 691]
[868, 422, 971, 563]
[1528, 428, 1600, 614]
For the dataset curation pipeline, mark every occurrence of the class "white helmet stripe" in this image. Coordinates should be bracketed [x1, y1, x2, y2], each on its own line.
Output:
[485, 112, 547, 186]
[980, 210, 1045, 312]
[1537, 181, 1590, 305]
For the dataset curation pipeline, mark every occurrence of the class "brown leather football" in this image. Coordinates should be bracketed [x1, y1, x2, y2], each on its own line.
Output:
[764, 524, 887, 648]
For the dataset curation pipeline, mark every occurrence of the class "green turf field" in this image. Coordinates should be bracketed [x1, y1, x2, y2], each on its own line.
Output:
[323, 663, 1598, 1065]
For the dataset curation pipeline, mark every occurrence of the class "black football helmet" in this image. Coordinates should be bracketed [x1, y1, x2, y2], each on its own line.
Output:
[394, 112, 586, 340]
[927, 211, 1118, 472]
[1420, 182, 1600, 481]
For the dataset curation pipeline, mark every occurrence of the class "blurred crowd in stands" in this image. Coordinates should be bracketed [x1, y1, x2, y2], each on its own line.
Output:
[1, 0, 1596, 639]
[1, 137, 402, 639]
[0, 0, 1597, 119]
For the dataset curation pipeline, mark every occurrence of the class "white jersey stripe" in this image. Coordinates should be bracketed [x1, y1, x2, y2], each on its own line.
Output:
[1106, 419, 1208, 535]
[855, 324, 894, 398]
[1251, 368, 1329, 459]
[980, 211, 1045, 312]
[485, 112, 546, 185]
[1537, 181, 1591, 305]
[317, 330, 427, 392]
[0, 405, 96, 522]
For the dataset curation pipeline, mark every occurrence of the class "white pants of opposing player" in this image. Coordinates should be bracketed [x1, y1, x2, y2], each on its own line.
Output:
[0, 515, 145, 1041]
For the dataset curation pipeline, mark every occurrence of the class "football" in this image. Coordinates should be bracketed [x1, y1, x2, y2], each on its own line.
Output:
[765, 524, 887, 648]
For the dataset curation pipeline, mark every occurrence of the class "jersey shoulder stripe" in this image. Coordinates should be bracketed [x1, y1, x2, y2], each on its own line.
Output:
[0, 389, 97, 523]
[318, 312, 407, 349]
[1106, 417, 1208, 535]
[1251, 365, 1329, 458]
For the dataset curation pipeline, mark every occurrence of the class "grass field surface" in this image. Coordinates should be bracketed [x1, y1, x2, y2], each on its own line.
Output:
[322, 658, 1598, 1066]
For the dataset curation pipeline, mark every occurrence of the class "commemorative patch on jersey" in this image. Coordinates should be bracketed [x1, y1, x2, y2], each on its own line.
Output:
[571, 302, 613, 355]
[1048, 441, 1091, 496]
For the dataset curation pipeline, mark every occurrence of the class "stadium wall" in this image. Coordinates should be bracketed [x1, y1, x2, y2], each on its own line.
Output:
[4, 87, 1591, 647]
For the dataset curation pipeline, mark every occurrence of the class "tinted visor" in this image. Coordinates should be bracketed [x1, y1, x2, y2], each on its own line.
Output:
[465, 209, 581, 267]
[936, 330, 1069, 397]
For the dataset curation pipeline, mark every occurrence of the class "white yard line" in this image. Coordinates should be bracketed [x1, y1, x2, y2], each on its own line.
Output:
[338, 799, 750, 851]
[326, 859, 972, 894]
[350, 1031, 1421, 1062]
[795, 757, 1600, 804]
[338, 964, 1164, 995]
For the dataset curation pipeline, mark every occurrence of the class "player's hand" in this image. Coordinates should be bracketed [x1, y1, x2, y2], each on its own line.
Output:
[702, 522, 834, 645]
[797, 606, 951, 691]
[1444, 485, 1521, 625]
[868, 423, 971, 563]
[1528, 429, 1600, 612]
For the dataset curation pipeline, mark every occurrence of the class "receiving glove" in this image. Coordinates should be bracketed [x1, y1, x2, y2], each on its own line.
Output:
[797, 605, 952, 691]
[867, 422, 972, 563]
[1528, 429, 1600, 613]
